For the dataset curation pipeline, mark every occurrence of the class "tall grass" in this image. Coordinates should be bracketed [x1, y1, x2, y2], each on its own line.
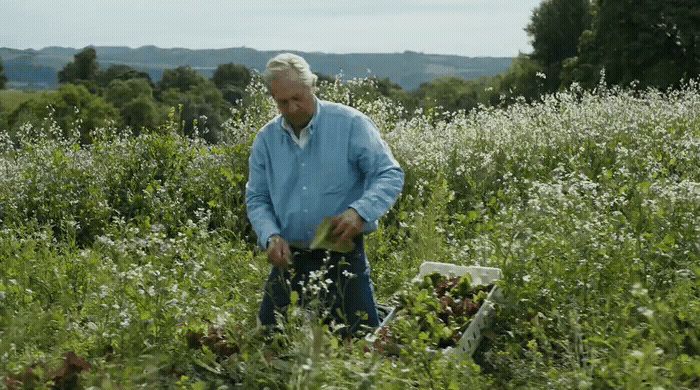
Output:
[0, 89, 42, 112]
[0, 78, 698, 389]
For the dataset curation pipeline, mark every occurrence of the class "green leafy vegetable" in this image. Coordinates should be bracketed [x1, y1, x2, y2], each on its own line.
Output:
[309, 216, 355, 253]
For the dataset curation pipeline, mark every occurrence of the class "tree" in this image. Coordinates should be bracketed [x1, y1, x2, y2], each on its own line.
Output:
[498, 54, 545, 103]
[7, 84, 119, 144]
[335, 76, 415, 112]
[313, 72, 336, 84]
[105, 78, 163, 133]
[414, 76, 484, 113]
[373, 77, 416, 111]
[158, 66, 205, 94]
[212, 63, 250, 90]
[211, 63, 251, 106]
[58, 47, 99, 85]
[219, 84, 246, 107]
[525, 0, 592, 92]
[105, 78, 154, 109]
[96, 64, 153, 89]
[121, 95, 160, 135]
[159, 76, 230, 143]
[177, 94, 222, 143]
[0, 58, 7, 89]
[572, 0, 700, 90]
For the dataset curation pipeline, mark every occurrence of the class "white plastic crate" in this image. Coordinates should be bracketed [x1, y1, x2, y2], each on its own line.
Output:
[376, 261, 503, 358]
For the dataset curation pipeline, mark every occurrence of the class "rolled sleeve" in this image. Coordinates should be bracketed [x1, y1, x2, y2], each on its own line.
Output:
[245, 134, 281, 248]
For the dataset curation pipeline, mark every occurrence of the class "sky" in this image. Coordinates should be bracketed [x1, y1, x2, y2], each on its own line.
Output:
[0, 0, 544, 57]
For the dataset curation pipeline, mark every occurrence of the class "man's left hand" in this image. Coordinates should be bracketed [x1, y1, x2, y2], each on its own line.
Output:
[330, 208, 362, 244]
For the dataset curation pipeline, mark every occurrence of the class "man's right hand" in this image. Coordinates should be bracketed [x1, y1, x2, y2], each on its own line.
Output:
[267, 235, 292, 269]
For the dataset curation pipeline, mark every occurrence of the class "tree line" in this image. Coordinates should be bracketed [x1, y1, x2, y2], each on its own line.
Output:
[1, 0, 698, 138]
[511, 0, 699, 97]
[0, 47, 252, 144]
[0, 59, 6, 89]
[405, 0, 699, 113]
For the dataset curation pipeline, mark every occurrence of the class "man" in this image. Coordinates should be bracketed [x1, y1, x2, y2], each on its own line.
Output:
[245, 53, 404, 335]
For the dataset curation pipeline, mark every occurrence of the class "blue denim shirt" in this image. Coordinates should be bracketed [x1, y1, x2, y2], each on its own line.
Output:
[245, 98, 405, 249]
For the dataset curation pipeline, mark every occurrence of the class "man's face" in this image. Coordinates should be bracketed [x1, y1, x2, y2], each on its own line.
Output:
[268, 74, 315, 130]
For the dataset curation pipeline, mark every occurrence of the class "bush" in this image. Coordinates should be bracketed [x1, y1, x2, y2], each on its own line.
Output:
[6, 83, 120, 145]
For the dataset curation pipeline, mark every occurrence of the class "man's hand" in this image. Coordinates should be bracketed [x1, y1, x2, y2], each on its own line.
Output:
[267, 235, 292, 269]
[330, 208, 362, 245]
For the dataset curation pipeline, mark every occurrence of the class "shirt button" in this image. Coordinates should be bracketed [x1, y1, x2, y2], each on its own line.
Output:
[301, 163, 306, 167]
[302, 186, 307, 190]
[304, 209, 308, 213]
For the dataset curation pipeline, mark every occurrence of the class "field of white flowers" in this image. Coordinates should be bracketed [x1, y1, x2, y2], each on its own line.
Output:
[0, 77, 698, 389]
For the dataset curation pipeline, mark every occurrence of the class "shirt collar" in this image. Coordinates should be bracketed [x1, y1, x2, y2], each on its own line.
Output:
[280, 96, 320, 135]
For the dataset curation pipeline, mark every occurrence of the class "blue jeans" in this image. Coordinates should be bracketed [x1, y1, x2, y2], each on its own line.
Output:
[258, 236, 379, 335]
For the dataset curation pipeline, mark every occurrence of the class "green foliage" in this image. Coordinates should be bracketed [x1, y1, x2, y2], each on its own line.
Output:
[5, 83, 120, 144]
[568, 0, 700, 90]
[58, 47, 99, 88]
[211, 63, 251, 106]
[415, 76, 481, 113]
[217, 84, 244, 108]
[0, 76, 699, 389]
[0, 89, 40, 112]
[0, 58, 7, 89]
[344, 76, 417, 113]
[105, 78, 154, 108]
[404, 0, 696, 107]
[211, 63, 250, 89]
[390, 272, 485, 351]
[104, 78, 163, 133]
[313, 71, 335, 84]
[158, 67, 231, 143]
[498, 54, 548, 104]
[526, 0, 592, 92]
[158, 66, 207, 94]
[494, 0, 700, 100]
[95, 64, 153, 90]
[309, 216, 356, 252]
[120, 95, 161, 134]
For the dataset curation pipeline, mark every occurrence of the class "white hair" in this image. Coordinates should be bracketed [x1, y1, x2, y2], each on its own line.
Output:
[263, 53, 318, 88]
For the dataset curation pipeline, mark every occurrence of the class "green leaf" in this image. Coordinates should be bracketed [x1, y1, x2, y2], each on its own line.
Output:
[639, 181, 652, 193]
[192, 382, 207, 390]
[662, 234, 675, 247]
[309, 216, 355, 253]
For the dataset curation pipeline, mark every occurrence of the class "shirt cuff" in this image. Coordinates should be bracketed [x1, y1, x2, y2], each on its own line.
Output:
[260, 231, 281, 249]
[361, 219, 379, 234]
[350, 205, 379, 234]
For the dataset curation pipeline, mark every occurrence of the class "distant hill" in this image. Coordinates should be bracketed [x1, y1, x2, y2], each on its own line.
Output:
[0, 46, 513, 91]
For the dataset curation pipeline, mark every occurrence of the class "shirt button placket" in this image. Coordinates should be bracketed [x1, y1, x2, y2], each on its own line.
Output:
[299, 156, 312, 239]
[300, 159, 308, 191]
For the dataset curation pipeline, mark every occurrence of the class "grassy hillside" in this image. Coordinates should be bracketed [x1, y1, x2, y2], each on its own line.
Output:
[0, 89, 45, 112]
[0, 79, 698, 389]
